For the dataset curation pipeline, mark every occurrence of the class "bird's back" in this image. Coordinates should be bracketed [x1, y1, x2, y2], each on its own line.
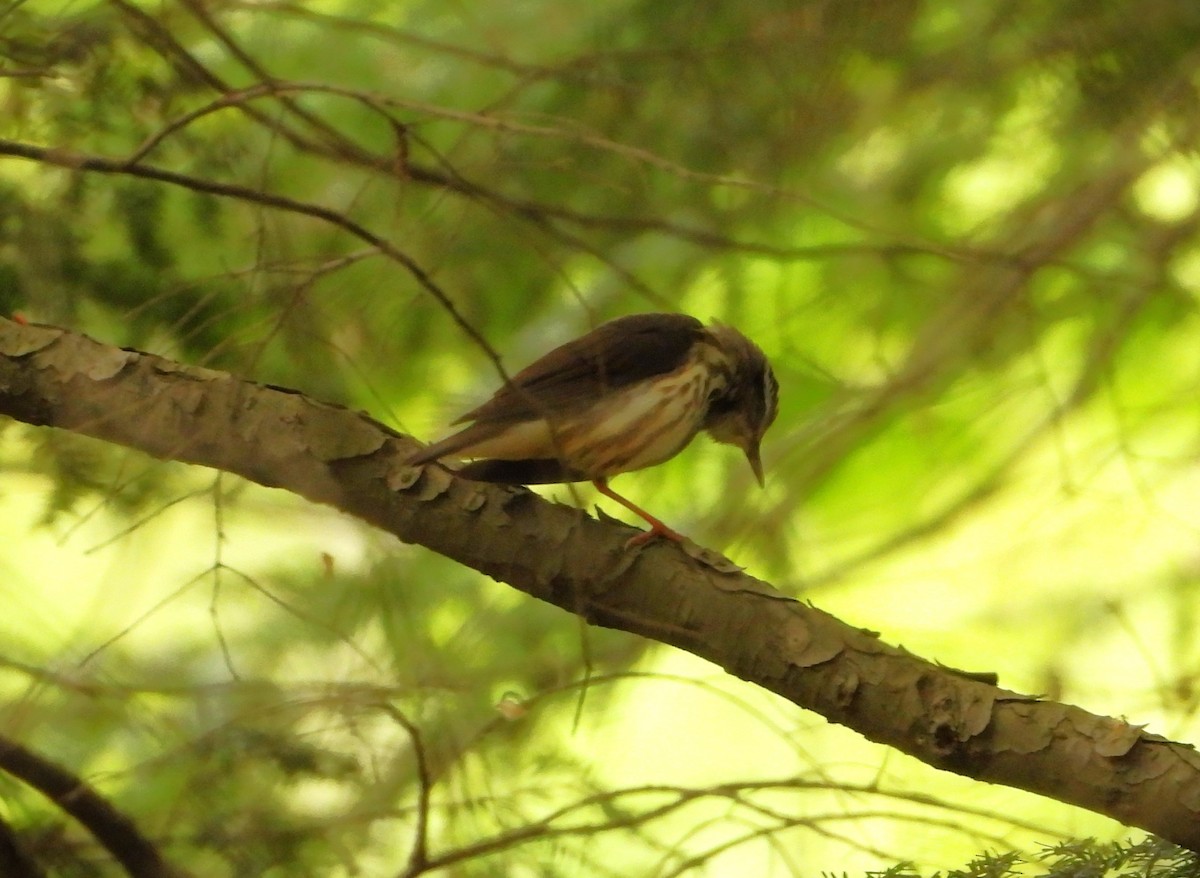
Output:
[457, 313, 705, 425]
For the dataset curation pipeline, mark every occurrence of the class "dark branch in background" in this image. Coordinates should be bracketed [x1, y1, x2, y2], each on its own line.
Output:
[3, 317, 1200, 851]
[115, 72, 985, 269]
[0, 734, 185, 878]
[112, 1, 1017, 268]
[108, 0, 339, 160]
[176, 0, 378, 163]
[108, 0, 757, 255]
[0, 137, 507, 389]
[104, 0, 1200, 346]
[0, 811, 45, 878]
[121, 77, 947, 316]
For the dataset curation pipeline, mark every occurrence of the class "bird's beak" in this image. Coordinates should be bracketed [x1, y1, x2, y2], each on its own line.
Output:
[745, 442, 764, 487]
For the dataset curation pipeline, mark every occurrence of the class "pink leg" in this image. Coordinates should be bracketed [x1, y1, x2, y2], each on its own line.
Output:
[592, 479, 686, 546]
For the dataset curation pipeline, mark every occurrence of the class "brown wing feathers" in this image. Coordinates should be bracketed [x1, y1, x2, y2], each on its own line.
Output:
[460, 313, 703, 423]
[408, 314, 704, 471]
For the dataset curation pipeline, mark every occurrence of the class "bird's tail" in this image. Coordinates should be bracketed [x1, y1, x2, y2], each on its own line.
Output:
[407, 424, 586, 485]
[405, 425, 488, 466]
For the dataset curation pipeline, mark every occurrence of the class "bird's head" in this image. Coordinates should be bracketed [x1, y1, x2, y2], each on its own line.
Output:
[701, 324, 779, 486]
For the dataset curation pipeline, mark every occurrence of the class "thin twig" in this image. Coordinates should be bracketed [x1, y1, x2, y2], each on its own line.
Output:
[0, 137, 506, 382]
[380, 705, 432, 877]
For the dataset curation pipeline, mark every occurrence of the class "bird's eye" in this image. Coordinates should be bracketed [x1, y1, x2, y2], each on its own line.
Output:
[706, 386, 736, 416]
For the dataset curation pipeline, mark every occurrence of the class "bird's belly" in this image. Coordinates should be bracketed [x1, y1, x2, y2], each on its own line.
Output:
[561, 364, 709, 477]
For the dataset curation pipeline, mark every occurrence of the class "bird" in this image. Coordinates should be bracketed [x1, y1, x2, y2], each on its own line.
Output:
[406, 312, 779, 545]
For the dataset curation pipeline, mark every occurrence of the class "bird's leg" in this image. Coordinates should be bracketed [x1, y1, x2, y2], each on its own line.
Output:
[591, 478, 686, 546]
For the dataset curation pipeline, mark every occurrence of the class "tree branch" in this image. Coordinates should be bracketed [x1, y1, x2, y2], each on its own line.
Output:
[0, 733, 185, 878]
[0, 810, 45, 878]
[3, 317, 1200, 850]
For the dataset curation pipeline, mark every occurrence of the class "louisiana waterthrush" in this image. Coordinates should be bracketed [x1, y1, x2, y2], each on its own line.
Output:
[407, 312, 779, 544]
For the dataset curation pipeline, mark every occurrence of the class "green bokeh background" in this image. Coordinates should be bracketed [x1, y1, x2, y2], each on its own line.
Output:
[3, 0, 1200, 873]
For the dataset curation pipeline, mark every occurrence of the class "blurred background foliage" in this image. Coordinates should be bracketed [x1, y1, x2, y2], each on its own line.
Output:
[3, 0, 1200, 874]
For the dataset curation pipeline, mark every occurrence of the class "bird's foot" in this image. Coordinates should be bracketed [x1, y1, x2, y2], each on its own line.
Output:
[623, 521, 687, 549]
[592, 478, 688, 549]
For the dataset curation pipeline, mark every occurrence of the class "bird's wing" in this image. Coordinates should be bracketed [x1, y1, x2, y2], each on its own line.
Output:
[456, 313, 704, 425]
